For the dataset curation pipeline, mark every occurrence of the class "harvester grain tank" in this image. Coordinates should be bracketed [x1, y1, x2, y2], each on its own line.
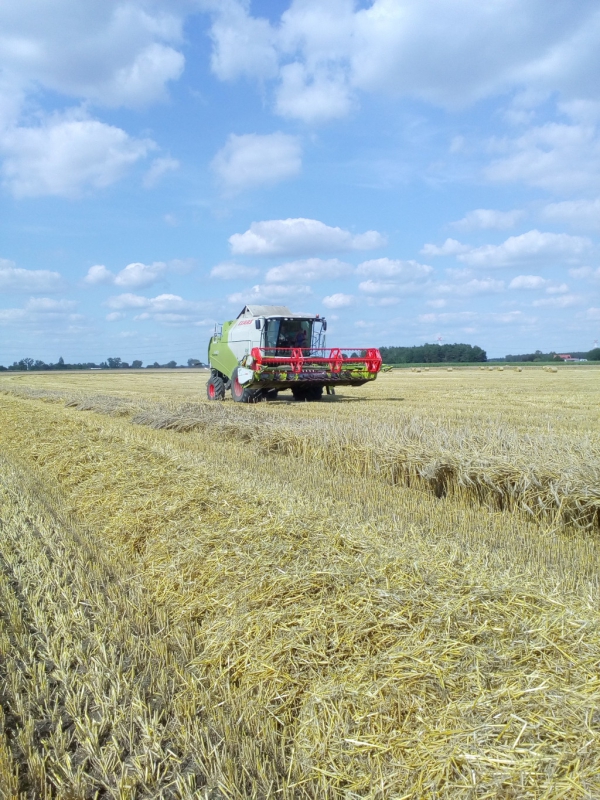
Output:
[207, 305, 382, 402]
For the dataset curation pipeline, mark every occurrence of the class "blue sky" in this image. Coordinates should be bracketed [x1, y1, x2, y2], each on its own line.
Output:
[1, 0, 600, 365]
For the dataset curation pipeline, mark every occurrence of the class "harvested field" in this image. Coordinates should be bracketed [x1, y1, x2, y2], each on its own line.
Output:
[1, 368, 600, 798]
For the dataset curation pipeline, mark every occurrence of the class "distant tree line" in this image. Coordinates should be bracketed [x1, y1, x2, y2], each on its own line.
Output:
[0, 357, 208, 371]
[504, 349, 600, 362]
[380, 343, 487, 363]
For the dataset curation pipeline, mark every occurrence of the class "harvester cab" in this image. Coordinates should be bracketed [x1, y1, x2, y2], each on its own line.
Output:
[207, 304, 382, 403]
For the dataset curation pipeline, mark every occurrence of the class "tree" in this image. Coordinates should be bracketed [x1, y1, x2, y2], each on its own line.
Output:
[588, 348, 600, 361]
[107, 357, 122, 369]
[187, 358, 201, 367]
[19, 358, 34, 370]
[58, 356, 65, 366]
[380, 343, 487, 364]
[166, 360, 177, 368]
[132, 360, 143, 369]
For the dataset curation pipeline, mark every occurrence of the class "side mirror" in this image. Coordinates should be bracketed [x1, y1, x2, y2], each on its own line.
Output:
[255, 319, 261, 329]
[322, 319, 327, 331]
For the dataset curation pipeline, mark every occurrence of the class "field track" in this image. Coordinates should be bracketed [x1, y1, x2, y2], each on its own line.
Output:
[1, 369, 600, 798]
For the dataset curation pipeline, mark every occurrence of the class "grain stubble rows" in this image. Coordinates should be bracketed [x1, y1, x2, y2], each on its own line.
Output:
[0, 369, 599, 798]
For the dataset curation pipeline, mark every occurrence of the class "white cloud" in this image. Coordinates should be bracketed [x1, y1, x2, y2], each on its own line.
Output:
[541, 198, 600, 230]
[460, 230, 591, 268]
[509, 274, 547, 289]
[546, 283, 569, 294]
[210, 261, 259, 280]
[419, 310, 532, 325]
[114, 262, 166, 289]
[0, 296, 78, 326]
[106, 293, 151, 310]
[451, 208, 525, 231]
[106, 312, 125, 322]
[570, 266, 600, 280]
[0, 3, 185, 109]
[356, 257, 432, 280]
[85, 262, 167, 290]
[485, 121, 600, 194]
[0, 259, 62, 292]
[1, 111, 154, 198]
[532, 294, 582, 308]
[421, 238, 470, 257]
[265, 258, 351, 283]
[426, 298, 447, 308]
[208, 1, 279, 82]
[358, 279, 425, 296]
[84, 265, 115, 286]
[211, 132, 301, 194]
[205, 1, 600, 120]
[585, 307, 600, 320]
[105, 292, 208, 325]
[437, 278, 505, 295]
[229, 218, 386, 257]
[143, 156, 179, 188]
[227, 283, 312, 305]
[275, 63, 353, 123]
[424, 230, 593, 269]
[322, 293, 353, 308]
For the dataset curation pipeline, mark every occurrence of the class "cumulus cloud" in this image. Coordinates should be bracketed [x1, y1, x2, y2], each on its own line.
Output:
[105, 292, 208, 325]
[265, 258, 352, 283]
[1, 111, 155, 198]
[210, 262, 260, 280]
[419, 310, 533, 325]
[208, 1, 279, 82]
[211, 132, 301, 194]
[229, 218, 386, 257]
[546, 283, 569, 294]
[84, 265, 115, 286]
[0, 3, 185, 109]
[0, 259, 62, 292]
[485, 120, 600, 194]
[451, 208, 525, 231]
[227, 283, 312, 305]
[509, 274, 547, 289]
[532, 294, 582, 308]
[0, 296, 79, 326]
[541, 198, 600, 230]
[421, 239, 471, 257]
[322, 293, 354, 308]
[275, 63, 353, 123]
[460, 230, 591, 268]
[205, 0, 600, 122]
[85, 262, 167, 290]
[356, 258, 432, 280]
[424, 230, 592, 268]
[143, 156, 179, 188]
[436, 278, 505, 295]
[570, 266, 600, 280]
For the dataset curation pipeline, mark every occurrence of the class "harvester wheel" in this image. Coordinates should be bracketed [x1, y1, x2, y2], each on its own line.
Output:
[231, 368, 262, 403]
[292, 384, 323, 402]
[264, 389, 279, 401]
[207, 375, 225, 400]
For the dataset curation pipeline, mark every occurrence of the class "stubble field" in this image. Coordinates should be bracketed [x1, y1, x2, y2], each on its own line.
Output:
[0, 367, 599, 798]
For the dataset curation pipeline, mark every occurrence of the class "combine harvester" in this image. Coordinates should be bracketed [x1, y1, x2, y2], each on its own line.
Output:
[207, 305, 382, 402]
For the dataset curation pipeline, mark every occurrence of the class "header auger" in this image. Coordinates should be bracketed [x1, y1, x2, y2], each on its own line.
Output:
[207, 304, 382, 402]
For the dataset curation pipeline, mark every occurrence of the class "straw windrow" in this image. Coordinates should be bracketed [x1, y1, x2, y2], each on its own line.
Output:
[3, 383, 600, 532]
[1, 371, 600, 797]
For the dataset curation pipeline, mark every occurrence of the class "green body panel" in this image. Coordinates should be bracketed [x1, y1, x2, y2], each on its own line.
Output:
[207, 322, 239, 379]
